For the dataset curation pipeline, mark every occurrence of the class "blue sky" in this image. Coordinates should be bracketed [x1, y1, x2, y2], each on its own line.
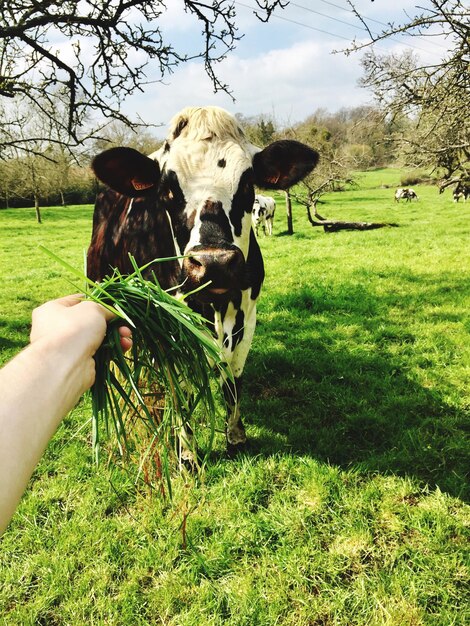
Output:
[121, 1, 449, 131]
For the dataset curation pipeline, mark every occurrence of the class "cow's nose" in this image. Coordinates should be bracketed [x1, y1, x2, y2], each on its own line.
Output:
[183, 246, 245, 292]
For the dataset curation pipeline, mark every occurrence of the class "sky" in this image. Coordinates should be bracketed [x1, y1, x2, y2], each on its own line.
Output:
[119, 0, 449, 131]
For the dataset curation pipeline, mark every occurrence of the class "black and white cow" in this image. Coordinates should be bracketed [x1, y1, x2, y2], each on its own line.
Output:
[453, 182, 470, 202]
[252, 194, 276, 236]
[394, 187, 418, 202]
[87, 106, 319, 454]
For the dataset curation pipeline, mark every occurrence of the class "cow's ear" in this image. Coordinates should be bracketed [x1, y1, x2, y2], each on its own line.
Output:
[92, 147, 160, 197]
[253, 140, 319, 190]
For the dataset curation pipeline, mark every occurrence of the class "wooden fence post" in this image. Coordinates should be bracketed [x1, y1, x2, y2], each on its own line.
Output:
[285, 189, 293, 235]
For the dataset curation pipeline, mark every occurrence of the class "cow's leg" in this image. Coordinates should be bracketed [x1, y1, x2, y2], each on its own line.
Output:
[214, 293, 257, 453]
[222, 375, 246, 454]
[178, 419, 198, 469]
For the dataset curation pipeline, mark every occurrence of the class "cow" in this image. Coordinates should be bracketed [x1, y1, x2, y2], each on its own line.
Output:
[252, 194, 276, 236]
[394, 188, 418, 202]
[87, 106, 319, 457]
[453, 182, 470, 202]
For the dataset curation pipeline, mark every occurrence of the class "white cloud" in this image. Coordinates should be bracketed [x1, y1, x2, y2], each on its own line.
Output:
[120, 1, 448, 134]
[157, 1, 195, 34]
[123, 38, 371, 130]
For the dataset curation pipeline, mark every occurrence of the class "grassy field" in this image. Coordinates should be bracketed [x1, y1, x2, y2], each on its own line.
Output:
[0, 168, 469, 625]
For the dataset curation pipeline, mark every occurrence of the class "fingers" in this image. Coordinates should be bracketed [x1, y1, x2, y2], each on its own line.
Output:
[31, 295, 132, 351]
[118, 327, 133, 353]
[76, 299, 116, 323]
[51, 294, 85, 308]
[37, 295, 116, 322]
[120, 336, 133, 353]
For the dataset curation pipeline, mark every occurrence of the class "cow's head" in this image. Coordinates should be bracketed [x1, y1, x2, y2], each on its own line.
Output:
[92, 107, 318, 302]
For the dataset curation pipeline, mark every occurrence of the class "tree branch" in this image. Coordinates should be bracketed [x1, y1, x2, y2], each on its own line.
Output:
[0, 0, 287, 151]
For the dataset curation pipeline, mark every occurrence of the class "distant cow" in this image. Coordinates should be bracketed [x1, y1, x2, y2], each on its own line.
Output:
[395, 188, 418, 202]
[453, 182, 470, 202]
[87, 106, 319, 456]
[252, 194, 276, 236]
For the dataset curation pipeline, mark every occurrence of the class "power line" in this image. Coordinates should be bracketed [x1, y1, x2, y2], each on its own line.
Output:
[234, 1, 365, 42]
[288, 1, 448, 54]
[315, 0, 393, 29]
[291, 2, 369, 31]
[296, 0, 449, 50]
[234, 0, 446, 57]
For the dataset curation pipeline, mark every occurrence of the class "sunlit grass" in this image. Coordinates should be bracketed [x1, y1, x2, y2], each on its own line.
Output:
[0, 173, 468, 625]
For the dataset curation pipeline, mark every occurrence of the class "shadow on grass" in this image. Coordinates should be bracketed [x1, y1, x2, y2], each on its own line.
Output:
[0, 319, 30, 354]
[241, 276, 469, 501]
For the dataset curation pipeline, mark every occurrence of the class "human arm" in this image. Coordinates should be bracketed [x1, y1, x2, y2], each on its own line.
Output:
[0, 295, 132, 535]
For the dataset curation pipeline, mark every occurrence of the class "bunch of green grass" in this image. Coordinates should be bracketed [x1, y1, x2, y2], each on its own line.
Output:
[41, 248, 233, 495]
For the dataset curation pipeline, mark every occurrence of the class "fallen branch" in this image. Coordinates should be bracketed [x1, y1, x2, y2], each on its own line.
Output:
[312, 219, 399, 232]
[307, 201, 398, 232]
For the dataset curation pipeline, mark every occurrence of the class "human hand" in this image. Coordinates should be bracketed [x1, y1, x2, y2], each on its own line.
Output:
[30, 295, 132, 392]
[0, 295, 133, 534]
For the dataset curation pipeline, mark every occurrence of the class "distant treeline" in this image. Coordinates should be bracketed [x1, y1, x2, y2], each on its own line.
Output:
[0, 105, 408, 210]
[1, 184, 98, 209]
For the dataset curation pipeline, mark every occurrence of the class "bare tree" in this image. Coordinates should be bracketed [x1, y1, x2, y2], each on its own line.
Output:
[289, 158, 397, 233]
[348, 0, 469, 188]
[283, 116, 396, 233]
[0, 0, 287, 154]
[92, 120, 163, 155]
[1, 97, 94, 219]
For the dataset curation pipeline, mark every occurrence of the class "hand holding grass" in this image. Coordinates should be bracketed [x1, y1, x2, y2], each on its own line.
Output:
[31, 295, 133, 393]
[0, 295, 131, 535]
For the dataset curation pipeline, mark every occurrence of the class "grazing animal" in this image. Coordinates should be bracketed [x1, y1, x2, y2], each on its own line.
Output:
[87, 106, 319, 454]
[394, 188, 418, 202]
[453, 182, 470, 202]
[252, 194, 276, 236]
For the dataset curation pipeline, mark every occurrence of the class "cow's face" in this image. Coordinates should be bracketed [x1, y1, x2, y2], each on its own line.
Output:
[92, 107, 319, 302]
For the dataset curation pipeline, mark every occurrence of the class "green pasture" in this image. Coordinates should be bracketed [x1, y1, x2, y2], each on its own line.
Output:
[0, 169, 469, 625]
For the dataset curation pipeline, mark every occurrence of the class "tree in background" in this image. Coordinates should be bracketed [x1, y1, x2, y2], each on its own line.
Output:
[0, 98, 95, 217]
[285, 117, 355, 233]
[0, 0, 287, 154]
[283, 110, 398, 233]
[92, 121, 163, 155]
[236, 114, 277, 148]
[237, 108, 395, 234]
[351, 0, 469, 190]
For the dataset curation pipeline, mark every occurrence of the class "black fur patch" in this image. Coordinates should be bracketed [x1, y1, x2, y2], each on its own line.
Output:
[87, 190, 180, 288]
[173, 118, 188, 140]
[246, 229, 264, 300]
[199, 200, 233, 244]
[229, 169, 255, 237]
[158, 170, 191, 252]
[218, 158, 226, 168]
[232, 309, 245, 348]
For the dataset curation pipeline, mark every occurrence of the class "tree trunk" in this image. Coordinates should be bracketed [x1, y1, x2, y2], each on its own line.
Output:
[285, 189, 293, 235]
[34, 194, 42, 224]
